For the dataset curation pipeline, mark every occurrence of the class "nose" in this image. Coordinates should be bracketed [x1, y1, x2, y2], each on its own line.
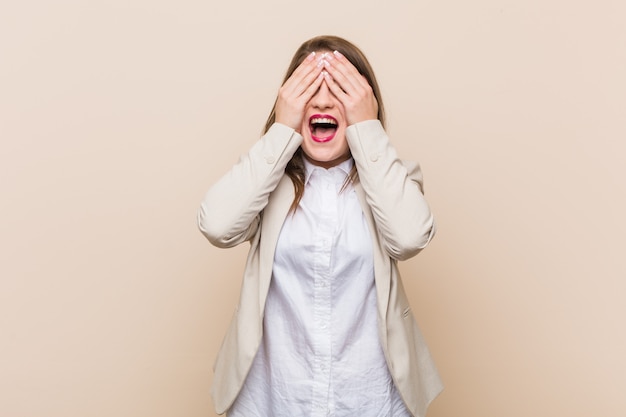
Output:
[310, 80, 334, 110]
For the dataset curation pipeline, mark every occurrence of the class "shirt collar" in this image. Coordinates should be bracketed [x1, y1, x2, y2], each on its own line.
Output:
[304, 157, 354, 186]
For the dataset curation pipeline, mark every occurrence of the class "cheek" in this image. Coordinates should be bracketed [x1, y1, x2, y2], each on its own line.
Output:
[299, 119, 308, 135]
[340, 137, 350, 153]
[333, 131, 350, 153]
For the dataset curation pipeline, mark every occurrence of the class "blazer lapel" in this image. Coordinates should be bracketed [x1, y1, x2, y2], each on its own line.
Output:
[354, 181, 390, 321]
[258, 175, 294, 305]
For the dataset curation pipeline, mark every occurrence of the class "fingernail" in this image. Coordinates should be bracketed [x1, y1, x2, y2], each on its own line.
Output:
[307, 51, 316, 61]
[333, 50, 343, 58]
[317, 59, 325, 67]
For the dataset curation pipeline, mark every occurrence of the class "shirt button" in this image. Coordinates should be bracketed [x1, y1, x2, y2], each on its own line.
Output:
[265, 155, 275, 164]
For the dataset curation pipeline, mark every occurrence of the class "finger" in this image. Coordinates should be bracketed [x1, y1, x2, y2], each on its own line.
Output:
[289, 51, 317, 80]
[324, 51, 363, 94]
[331, 50, 366, 82]
[323, 69, 378, 124]
[282, 63, 322, 100]
[322, 70, 348, 101]
[299, 70, 326, 102]
[294, 62, 324, 98]
[281, 52, 320, 96]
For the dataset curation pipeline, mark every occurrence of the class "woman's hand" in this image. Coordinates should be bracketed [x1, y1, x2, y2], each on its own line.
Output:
[274, 52, 325, 132]
[322, 51, 378, 126]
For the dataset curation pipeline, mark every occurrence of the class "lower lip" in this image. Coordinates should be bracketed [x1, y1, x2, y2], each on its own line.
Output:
[311, 132, 336, 143]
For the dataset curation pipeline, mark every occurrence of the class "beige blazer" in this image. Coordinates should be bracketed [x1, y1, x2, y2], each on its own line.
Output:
[198, 120, 443, 417]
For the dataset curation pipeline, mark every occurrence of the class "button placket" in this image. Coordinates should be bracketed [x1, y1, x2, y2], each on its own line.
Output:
[310, 170, 337, 416]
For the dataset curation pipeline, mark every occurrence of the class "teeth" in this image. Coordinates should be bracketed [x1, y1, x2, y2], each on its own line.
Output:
[310, 117, 337, 125]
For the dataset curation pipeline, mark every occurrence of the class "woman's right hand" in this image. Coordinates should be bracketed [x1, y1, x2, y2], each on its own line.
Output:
[274, 51, 324, 132]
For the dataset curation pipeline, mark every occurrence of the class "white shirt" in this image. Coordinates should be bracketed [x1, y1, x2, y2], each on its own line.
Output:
[228, 158, 410, 417]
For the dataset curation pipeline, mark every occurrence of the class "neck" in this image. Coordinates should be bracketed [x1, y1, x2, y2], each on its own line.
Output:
[303, 153, 351, 169]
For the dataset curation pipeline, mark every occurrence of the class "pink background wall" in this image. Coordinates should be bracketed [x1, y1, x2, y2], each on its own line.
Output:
[2, 1, 625, 416]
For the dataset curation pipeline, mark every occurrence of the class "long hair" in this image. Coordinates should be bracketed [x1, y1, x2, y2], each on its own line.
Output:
[264, 36, 386, 213]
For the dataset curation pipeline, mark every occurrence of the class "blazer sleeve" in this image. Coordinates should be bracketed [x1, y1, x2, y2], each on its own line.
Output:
[346, 120, 436, 261]
[197, 123, 303, 248]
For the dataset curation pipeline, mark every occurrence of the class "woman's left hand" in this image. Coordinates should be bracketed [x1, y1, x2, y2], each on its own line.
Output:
[322, 51, 379, 126]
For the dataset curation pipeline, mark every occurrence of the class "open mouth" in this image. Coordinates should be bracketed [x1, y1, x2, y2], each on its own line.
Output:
[309, 114, 338, 143]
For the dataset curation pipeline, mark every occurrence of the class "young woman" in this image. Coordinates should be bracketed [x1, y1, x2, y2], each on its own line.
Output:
[198, 35, 442, 417]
